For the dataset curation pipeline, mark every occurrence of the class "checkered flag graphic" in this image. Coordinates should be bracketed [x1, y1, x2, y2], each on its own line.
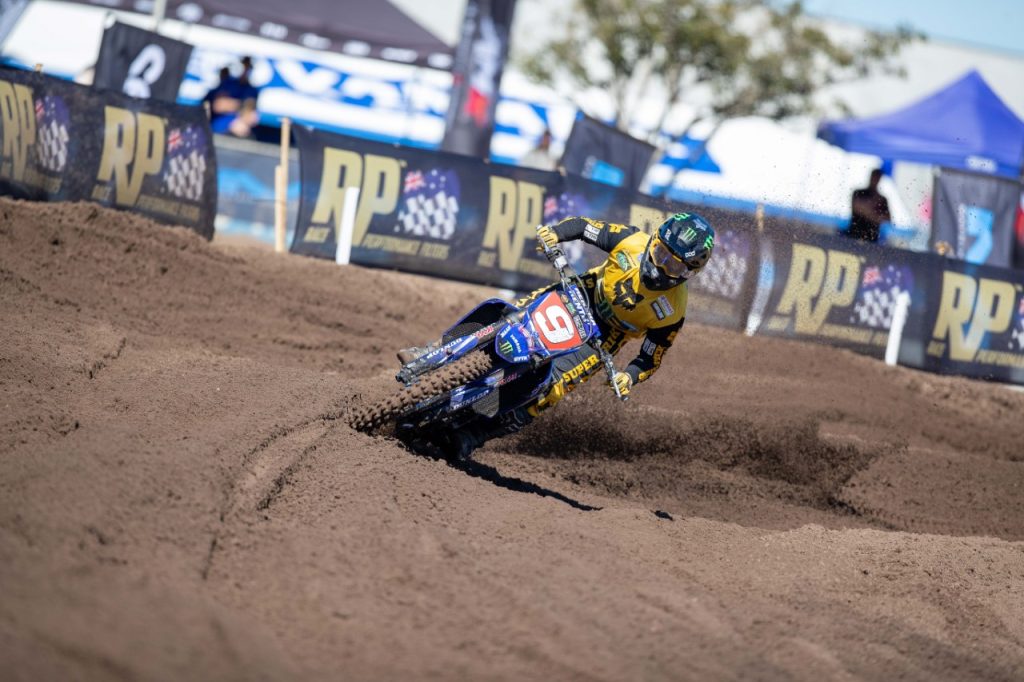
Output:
[165, 151, 207, 201]
[1009, 297, 1024, 351]
[36, 119, 69, 173]
[854, 287, 901, 327]
[163, 127, 208, 201]
[851, 265, 913, 329]
[33, 95, 70, 173]
[398, 191, 459, 239]
[691, 231, 750, 299]
[1010, 324, 1024, 352]
[397, 169, 460, 240]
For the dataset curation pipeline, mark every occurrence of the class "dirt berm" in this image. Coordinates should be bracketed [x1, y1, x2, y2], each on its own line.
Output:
[2, 197, 1023, 681]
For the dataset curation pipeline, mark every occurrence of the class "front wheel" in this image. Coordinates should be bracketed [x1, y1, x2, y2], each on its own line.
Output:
[349, 350, 494, 433]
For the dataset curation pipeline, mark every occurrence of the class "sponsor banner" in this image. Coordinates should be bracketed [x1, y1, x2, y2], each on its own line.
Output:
[292, 125, 1024, 384]
[751, 230, 932, 359]
[0, 67, 217, 238]
[292, 125, 557, 290]
[922, 260, 1024, 384]
[560, 114, 657, 193]
[292, 126, 766, 334]
[931, 167, 1022, 268]
[712, 219, 1024, 383]
[292, 126, 777, 327]
[94, 22, 194, 103]
[441, 0, 518, 157]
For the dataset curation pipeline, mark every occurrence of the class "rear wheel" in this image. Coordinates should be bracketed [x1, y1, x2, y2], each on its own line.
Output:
[349, 350, 494, 433]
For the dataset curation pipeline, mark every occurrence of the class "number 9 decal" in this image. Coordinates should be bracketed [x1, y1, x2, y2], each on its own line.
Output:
[531, 292, 582, 351]
[533, 306, 574, 344]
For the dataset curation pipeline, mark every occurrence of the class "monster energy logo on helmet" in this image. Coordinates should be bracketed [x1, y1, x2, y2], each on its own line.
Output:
[655, 211, 716, 274]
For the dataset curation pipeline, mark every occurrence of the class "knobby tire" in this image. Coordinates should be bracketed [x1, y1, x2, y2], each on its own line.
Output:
[349, 350, 494, 432]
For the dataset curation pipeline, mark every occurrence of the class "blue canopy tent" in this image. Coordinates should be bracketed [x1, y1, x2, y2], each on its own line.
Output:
[818, 70, 1024, 178]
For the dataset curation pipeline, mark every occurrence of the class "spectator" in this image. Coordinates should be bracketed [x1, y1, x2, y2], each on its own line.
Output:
[846, 168, 891, 242]
[203, 67, 232, 112]
[202, 57, 261, 138]
[520, 128, 557, 171]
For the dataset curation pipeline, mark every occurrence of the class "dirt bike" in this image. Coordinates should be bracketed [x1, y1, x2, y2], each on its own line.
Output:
[349, 228, 628, 457]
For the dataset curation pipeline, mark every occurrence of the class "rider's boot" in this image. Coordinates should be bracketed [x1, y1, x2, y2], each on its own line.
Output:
[397, 343, 436, 365]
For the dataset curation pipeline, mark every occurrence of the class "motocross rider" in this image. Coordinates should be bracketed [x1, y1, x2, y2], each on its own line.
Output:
[402, 212, 716, 459]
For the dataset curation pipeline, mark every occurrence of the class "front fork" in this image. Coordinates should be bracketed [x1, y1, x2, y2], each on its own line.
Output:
[588, 341, 628, 402]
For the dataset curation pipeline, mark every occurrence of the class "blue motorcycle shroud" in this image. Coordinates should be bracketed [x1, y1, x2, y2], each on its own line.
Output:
[419, 282, 600, 416]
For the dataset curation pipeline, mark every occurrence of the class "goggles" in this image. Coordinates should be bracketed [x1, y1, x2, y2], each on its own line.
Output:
[648, 237, 697, 279]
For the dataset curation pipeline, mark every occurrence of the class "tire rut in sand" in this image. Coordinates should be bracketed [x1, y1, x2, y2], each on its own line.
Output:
[200, 411, 344, 580]
[235, 421, 332, 513]
[833, 447, 1024, 540]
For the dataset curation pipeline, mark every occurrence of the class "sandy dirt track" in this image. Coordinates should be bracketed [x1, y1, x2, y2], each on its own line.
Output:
[2, 197, 1023, 681]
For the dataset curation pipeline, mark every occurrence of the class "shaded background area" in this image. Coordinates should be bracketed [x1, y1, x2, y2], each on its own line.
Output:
[2, 197, 1023, 680]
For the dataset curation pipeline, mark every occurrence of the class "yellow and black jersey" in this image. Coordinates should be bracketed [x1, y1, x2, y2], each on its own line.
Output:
[550, 216, 687, 384]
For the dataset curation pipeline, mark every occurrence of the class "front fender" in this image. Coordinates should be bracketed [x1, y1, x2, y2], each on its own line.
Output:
[495, 323, 533, 364]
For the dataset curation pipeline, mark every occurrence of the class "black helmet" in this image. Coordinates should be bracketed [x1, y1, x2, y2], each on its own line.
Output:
[640, 212, 715, 290]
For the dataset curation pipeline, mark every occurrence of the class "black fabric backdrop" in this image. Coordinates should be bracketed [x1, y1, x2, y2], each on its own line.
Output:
[744, 229, 1024, 383]
[0, 67, 217, 238]
[292, 125, 561, 289]
[560, 114, 657, 194]
[293, 127, 785, 332]
[63, 0, 455, 69]
[931, 167, 1022, 268]
[917, 258, 1024, 384]
[94, 22, 194, 103]
[748, 230, 936, 358]
[289, 126, 1024, 385]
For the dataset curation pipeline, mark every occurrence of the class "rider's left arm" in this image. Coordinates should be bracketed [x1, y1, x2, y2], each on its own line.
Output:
[623, 318, 684, 385]
[550, 216, 638, 253]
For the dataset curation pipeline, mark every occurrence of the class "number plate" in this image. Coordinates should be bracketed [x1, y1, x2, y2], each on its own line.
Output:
[531, 292, 583, 352]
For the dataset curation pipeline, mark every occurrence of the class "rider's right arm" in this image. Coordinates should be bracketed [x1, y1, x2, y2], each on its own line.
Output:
[551, 217, 639, 253]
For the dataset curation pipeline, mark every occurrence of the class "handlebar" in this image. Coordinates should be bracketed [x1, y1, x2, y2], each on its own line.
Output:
[536, 226, 628, 403]
[536, 235, 575, 292]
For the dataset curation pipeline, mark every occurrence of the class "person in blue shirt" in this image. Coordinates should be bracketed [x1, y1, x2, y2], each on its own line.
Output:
[203, 57, 260, 137]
